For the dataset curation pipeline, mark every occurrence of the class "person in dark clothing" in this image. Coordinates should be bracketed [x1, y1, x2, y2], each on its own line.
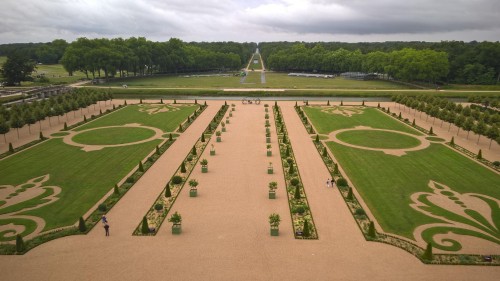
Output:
[331, 178, 335, 187]
[104, 223, 110, 236]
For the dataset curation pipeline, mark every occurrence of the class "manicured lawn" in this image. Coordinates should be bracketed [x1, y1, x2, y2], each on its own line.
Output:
[76, 104, 197, 133]
[336, 130, 421, 149]
[73, 127, 156, 145]
[250, 54, 262, 70]
[0, 138, 161, 237]
[303, 106, 422, 136]
[327, 142, 500, 240]
[104, 75, 243, 88]
[243, 71, 262, 84]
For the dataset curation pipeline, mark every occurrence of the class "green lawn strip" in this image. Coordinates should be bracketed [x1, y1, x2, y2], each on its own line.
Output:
[426, 137, 446, 142]
[134, 104, 228, 235]
[336, 130, 421, 149]
[274, 105, 318, 239]
[302, 106, 500, 265]
[64, 103, 123, 131]
[243, 71, 262, 84]
[75, 103, 197, 133]
[73, 127, 156, 145]
[0, 137, 48, 159]
[445, 142, 500, 172]
[303, 106, 422, 135]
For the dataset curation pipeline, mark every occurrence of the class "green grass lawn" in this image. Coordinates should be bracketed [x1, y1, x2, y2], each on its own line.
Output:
[303, 106, 422, 136]
[250, 54, 262, 70]
[243, 71, 262, 85]
[73, 127, 156, 145]
[336, 130, 421, 149]
[305, 106, 500, 250]
[103, 74, 243, 88]
[76, 104, 197, 133]
[0, 104, 195, 241]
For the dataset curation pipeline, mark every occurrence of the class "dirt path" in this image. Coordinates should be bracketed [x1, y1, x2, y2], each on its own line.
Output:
[0, 101, 498, 280]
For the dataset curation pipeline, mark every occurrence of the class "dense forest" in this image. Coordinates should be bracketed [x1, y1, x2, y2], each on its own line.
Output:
[1, 39, 500, 84]
[259, 41, 500, 85]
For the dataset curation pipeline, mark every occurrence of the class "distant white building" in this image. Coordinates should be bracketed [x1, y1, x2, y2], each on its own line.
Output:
[288, 73, 334, 79]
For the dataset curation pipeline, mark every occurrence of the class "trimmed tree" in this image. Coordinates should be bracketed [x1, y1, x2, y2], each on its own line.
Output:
[169, 133, 173, 141]
[191, 145, 197, 155]
[138, 161, 144, 172]
[165, 182, 172, 197]
[450, 136, 455, 146]
[16, 234, 25, 252]
[422, 242, 433, 260]
[429, 127, 433, 135]
[477, 149, 482, 160]
[9, 142, 14, 153]
[201, 133, 205, 142]
[141, 216, 149, 234]
[0, 116, 10, 143]
[333, 163, 339, 175]
[322, 147, 327, 157]
[180, 161, 187, 173]
[303, 219, 310, 237]
[288, 163, 294, 174]
[79, 217, 87, 232]
[367, 221, 376, 238]
[315, 134, 319, 143]
[294, 184, 301, 200]
[346, 187, 353, 200]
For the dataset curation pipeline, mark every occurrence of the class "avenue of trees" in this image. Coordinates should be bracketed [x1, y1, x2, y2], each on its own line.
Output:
[259, 41, 500, 85]
[392, 94, 500, 148]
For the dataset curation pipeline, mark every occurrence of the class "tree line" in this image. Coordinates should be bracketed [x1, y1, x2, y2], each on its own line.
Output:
[0, 89, 111, 141]
[259, 41, 500, 85]
[392, 95, 500, 148]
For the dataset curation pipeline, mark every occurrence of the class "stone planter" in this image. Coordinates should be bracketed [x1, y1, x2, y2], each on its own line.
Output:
[210, 149, 215, 156]
[172, 224, 182, 235]
[268, 167, 273, 174]
[266, 128, 270, 134]
[270, 227, 279, 236]
[267, 150, 272, 156]
[216, 136, 221, 142]
[190, 189, 197, 197]
[226, 119, 230, 124]
[269, 190, 276, 199]
[229, 112, 233, 117]
[222, 127, 226, 132]
[266, 137, 271, 143]
[202, 166, 208, 173]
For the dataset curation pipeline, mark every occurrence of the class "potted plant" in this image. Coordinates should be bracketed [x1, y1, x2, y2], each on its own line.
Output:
[210, 144, 216, 156]
[231, 103, 235, 111]
[189, 179, 198, 197]
[200, 159, 208, 173]
[226, 116, 230, 124]
[266, 132, 271, 143]
[268, 162, 273, 174]
[267, 144, 272, 156]
[265, 123, 271, 134]
[269, 213, 281, 236]
[265, 113, 269, 120]
[268, 181, 277, 199]
[229, 111, 233, 117]
[265, 120, 270, 126]
[216, 130, 222, 142]
[221, 121, 226, 132]
[169, 211, 182, 234]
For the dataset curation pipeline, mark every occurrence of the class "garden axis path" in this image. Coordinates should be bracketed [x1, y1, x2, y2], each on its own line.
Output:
[0, 101, 498, 280]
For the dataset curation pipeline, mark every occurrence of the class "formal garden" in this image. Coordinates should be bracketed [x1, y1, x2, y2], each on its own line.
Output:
[0, 101, 200, 253]
[299, 104, 500, 264]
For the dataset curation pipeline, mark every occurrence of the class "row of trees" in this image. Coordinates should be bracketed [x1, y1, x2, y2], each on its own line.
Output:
[264, 43, 449, 84]
[60, 38, 255, 79]
[392, 95, 500, 148]
[0, 89, 111, 141]
[259, 41, 500, 84]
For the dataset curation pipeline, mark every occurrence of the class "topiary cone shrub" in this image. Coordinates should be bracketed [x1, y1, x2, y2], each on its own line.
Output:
[450, 136, 455, 146]
[367, 221, 376, 238]
[294, 184, 301, 200]
[477, 149, 482, 159]
[180, 162, 187, 173]
[340, 100, 343, 106]
[169, 133, 173, 141]
[333, 164, 340, 175]
[165, 182, 172, 197]
[79, 217, 87, 232]
[156, 145, 160, 155]
[64, 122, 68, 130]
[84, 115, 87, 122]
[327, 100, 330, 106]
[179, 124, 183, 132]
[114, 184, 120, 195]
[201, 133, 205, 142]
[288, 163, 295, 175]
[124, 100, 127, 105]
[398, 112, 402, 119]
[346, 187, 354, 200]
[422, 242, 433, 261]
[138, 161, 144, 172]
[315, 134, 319, 143]
[191, 146, 197, 156]
[322, 147, 327, 157]
[141, 216, 150, 234]
[412, 119, 416, 126]
[302, 220, 310, 237]
[429, 127, 433, 135]
[9, 142, 14, 153]
[377, 103, 380, 108]
[16, 234, 25, 253]
[39, 131, 45, 140]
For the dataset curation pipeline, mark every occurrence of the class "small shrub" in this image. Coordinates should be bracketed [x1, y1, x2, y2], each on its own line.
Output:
[333, 164, 339, 175]
[398, 112, 402, 119]
[337, 177, 348, 187]
[165, 182, 172, 197]
[154, 203, 163, 211]
[141, 216, 149, 234]
[412, 119, 416, 126]
[493, 161, 500, 167]
[322, 147, 327, 157]
[98, 204, 107, 212]
[477, 149, 482, 160]
[285, 146, 290, 157]
[186, 155, 193, 162]
[180, 162, 186, 173]
[39, 131, 45, 140]
[290, 178, 300, 186]
[113, 184, 119, 195]
[179, 124, 183, 132]
[429, 127, 433, 135]
[148, 156, 154, 163]
[8, 143, 14, 153]
[138, 161, 144, 172]
[78, 217, 87, 232]
[288, 163, 295, 174]
[367, 221, 376, 238]
[16, 235, 25, 252]
[83, 115, 87, 122]
[201, 133, 205, 142]
[377, 103, 380, 108]
[294, 185, 300, 199]
[315, 134, 319, 143]
[327, 100, 330, 106]
[126, 176, 135, 183]
[282, 134, 287, 143]
[171, 175, 183, 185]
[293, 205, 306, 214]
[340, 100, 343, 106]
[156, 145, 160, 155]
[346, 187, 353, 200]
[355, 208, 365, 216]
[450, 136, 455, 146]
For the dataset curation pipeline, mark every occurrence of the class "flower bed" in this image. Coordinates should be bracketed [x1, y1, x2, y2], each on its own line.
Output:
[273, 105, 318, 239]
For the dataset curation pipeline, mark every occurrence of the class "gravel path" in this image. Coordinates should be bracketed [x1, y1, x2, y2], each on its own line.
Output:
[0, 101, 498, 280]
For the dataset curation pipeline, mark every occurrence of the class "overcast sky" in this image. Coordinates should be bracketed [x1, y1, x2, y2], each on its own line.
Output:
[1, 0, 499, 44]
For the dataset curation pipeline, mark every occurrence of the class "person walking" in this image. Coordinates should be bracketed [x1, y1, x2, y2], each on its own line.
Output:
[331, 178, 335, 188]
[326, 179, 330, 188]
[102, 215, 108, 224]
[104, 223, 110, 236]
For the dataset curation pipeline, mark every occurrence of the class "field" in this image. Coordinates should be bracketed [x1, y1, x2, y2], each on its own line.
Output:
[0, 104, 196, 241]
[304, 106, 500, 251]
[249, 53, 262, 70]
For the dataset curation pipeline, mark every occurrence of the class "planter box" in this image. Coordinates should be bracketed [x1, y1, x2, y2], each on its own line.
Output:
[269, 191, 276, 199]
[210, 150, 215, 156]
[222, 127, 226, 132]
[270, 228, 279, 236]
[266, 137, 271, 143]
[266, 128, 270, 134]
[172, 224, 182, 235]
[268, 167, 273, 174]
[216, 136, 221, 142]
[229, 112, 233, 117]
[232, 108, 235, 111]
[202, 166, 208, 173]
[265, 108, 268, 112]
[226, 119, 230, 124]
[190, 189, 197, 197]
[267, 150, 272, 156]
[265, 120, 270, 126]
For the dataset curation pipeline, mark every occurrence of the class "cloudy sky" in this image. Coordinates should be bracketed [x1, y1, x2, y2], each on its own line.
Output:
[1, 0, 499, 44]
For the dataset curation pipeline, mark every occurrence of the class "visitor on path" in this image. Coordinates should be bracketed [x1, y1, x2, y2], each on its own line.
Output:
[104, 223, 110, 236]
[331, 178, 335, 188]
[326, 179, 330, 188]
[101, 215, 108, 224]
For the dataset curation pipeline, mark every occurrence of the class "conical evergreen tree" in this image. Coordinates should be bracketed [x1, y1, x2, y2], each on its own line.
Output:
[422, 242, 433, 260]
[39, 131, 44, 140]
[83, 115, 87, 122]
[315, 134, 319, 142]
[285, 146, 290, 157]
[169, 133, 173, 141]
[450, 136, 455, 146]
[288, 163, 294, 174]
[429, 127, 433, 135]
[174, 99, 177, 104]
[327, 100, 330, 106]
[201, 133, 205, 142]
[139, 161, 144, 172]
[398, 112, 402, 119]
[16, 234, 25, 252]
[282, 134, 287, 143]
[362, 100, 365, 106]
[477, 149, 482, 159]
[64, 122, 68, 130]
[294, 184, 300, 199]
[303, 220, 310, 237]
[191, 145, 197, 155]
[141, 216, 150, 234]
[140, 98, 143, 104]
[412, 119, 416, 126]
[114, 184, 120, 195]
[160, 99, 163, 104]
[180, 162, 186, 173]
[8, 142, 14, 153]
[179, 124, 183, 132]
[346, 187, 353, 200]
[333, 163, 339, 175]
[367, 221, 376, 238]
[79, 217, 87, 232]
[377, 103, 380, 108]
[165, 182, 171, 197]
[340, 100, 343, 106]
[156, 145, 160, 155]
[195, 99, 197, 104]
[322, 147, 327, 157]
